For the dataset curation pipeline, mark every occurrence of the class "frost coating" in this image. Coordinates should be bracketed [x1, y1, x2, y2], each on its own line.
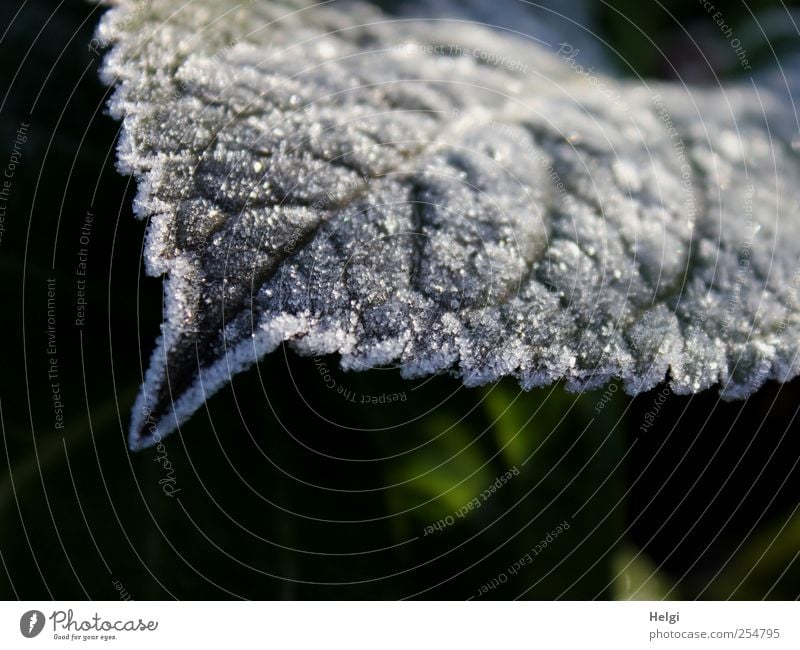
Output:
[98, 0, 800, 450]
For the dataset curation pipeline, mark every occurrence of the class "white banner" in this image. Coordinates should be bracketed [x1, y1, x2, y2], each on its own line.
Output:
[0, 601, 797, 649]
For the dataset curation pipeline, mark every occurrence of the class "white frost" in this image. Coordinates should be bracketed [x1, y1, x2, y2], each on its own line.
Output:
[98, 0, 800, 449]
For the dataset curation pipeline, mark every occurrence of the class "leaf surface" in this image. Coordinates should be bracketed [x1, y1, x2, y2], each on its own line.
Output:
[99, 0, 800, 449]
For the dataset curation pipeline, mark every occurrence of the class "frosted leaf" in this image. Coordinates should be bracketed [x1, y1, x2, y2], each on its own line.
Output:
[98, 0, 800, 450]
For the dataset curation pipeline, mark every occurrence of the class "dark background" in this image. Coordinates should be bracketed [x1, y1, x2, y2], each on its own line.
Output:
[1, 0, 799, 600]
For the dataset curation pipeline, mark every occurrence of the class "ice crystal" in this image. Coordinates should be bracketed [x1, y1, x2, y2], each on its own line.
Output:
[98, 0, 800, 449]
